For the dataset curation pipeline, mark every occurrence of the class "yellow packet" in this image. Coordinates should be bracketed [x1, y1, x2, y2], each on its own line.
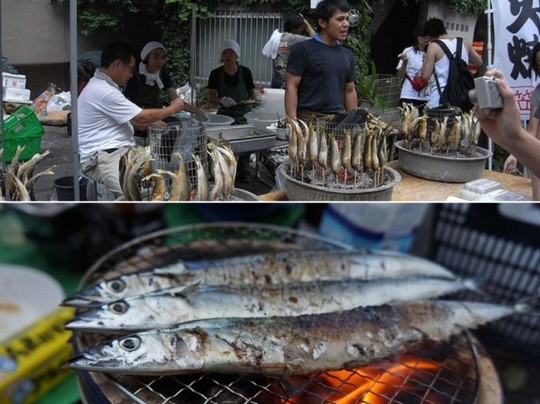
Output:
[0, 307, 74, 404]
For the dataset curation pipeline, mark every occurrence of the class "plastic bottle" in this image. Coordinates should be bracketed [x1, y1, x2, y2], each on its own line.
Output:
[318, 204, 429, 252]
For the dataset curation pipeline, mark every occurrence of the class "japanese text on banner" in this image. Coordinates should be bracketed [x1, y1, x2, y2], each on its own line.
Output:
[493, 0, 540, 119]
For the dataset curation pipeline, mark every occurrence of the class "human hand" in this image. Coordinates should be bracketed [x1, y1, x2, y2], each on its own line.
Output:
[220, 97, 236, 108]
[503, 154, 518, 174]
[170, 97, 185, 114]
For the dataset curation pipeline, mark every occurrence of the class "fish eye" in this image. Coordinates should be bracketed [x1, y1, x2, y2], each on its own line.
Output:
[109, 301, 129, 314]
[107, 279, 126, 293]
[119, 337, 141, 352]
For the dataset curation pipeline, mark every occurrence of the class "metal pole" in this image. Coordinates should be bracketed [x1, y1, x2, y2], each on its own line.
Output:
[485, 0, 494, 169]
[190, 4, 197, 106]
[70, 0, 80, 200]
[0, 1, 4, 165]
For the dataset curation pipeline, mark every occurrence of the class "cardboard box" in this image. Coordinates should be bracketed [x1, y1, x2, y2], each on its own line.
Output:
[1, 74, 26, 90]
[0, 308, 75, 404]
[2, 88, 31, 102]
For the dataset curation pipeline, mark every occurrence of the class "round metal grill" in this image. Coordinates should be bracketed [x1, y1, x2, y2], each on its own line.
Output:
[71, 223, 499, 404]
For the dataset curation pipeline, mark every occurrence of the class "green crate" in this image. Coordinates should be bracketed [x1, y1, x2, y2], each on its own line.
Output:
[1, 105, 44, 162]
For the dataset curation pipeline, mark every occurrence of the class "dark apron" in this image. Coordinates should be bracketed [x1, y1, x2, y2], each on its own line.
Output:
[217, 65, 253, 125]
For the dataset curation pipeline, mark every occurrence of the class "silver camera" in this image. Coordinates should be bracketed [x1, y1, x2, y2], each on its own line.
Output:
[469, 76, 504, 109]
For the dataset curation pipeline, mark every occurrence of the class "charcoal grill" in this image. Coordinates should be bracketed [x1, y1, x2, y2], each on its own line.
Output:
[71, 223, 502, 404]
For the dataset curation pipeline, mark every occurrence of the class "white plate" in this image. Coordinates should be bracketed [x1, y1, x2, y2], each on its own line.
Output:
[0, 264, 64, 342]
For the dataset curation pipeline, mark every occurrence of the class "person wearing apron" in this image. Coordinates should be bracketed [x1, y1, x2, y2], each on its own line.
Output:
[208, 39, 258, 183]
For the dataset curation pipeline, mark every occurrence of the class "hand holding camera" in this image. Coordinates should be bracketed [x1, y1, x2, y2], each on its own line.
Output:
[469, 76, 504, 109]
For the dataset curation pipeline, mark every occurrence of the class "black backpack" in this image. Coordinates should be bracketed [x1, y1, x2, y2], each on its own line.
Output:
[434, 38, 475, 112]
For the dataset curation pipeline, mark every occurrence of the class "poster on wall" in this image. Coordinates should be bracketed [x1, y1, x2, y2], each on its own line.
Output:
[426, 2, 477, 42]
[492, 0, 540, 120]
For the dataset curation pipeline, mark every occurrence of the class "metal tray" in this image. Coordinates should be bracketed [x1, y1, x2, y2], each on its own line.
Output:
[205, 124, 277, 154]
[395, 140, 492, 183]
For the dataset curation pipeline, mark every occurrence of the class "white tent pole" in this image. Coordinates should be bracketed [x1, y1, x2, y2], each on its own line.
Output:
[70, 0, 80, 200]
[485, 0, 494, 169]
[486, 0, 493, 67]
[0, 1, 4, 162]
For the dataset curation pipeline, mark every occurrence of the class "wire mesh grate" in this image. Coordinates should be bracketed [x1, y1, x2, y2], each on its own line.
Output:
[72, 223, 486, 404]
[373, 74, 403, 109]
[148, 119, 207, 193]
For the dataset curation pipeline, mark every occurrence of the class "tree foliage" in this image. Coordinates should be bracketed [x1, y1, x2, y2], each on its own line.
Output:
[72, 0, 372, 96]
[70, 0, 482, 104]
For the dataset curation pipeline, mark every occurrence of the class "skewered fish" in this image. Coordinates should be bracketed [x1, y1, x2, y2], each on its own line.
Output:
[329, 134, 340, 175]
[341, 129, 352, 170]
[65, 277, 472, 333]
[68, 299, 527, 376]
[193, 154, 209, 201]
[351, 128, 363, 171]
[317, 130, 328, 169]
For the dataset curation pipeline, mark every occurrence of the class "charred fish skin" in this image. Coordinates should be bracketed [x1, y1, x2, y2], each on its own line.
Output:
[68, 300, 517, 376]
[64, 277, 471, 333]
[62, 249, 458, 308]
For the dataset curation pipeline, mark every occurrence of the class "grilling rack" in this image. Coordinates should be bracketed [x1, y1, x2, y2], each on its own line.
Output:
[71, 223, 501, 404]
[148, 119, 207, 194]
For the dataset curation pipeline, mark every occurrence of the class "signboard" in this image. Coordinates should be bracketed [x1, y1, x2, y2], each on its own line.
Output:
[311, 0, 321, 8]
[426, 2, 477, 42]
[492, 0, 540, 120]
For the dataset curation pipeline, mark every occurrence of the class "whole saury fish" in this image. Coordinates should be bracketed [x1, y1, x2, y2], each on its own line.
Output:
[62, 249, 458, 308]
[68, 300, 524, 376]
[65, 277, 472, 333]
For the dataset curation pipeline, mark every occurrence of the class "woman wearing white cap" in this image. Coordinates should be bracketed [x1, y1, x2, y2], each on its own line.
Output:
[124, 41, 203, 117]
[207, 39, 258, 182]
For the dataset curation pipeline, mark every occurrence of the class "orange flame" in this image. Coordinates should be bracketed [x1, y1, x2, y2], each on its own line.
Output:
[280, 354, 444, 404]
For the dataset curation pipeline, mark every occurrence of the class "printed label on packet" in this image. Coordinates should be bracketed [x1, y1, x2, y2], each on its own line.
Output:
[0, 307, 74, 404]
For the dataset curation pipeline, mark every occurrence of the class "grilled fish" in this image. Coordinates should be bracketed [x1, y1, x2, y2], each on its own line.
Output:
[62, 249, 458, 308]
[65, 277, 471, 333]
[68, 300, 524, 376]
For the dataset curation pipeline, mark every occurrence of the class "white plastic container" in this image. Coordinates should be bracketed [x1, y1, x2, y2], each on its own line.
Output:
[318, 204, 429, 252]
[261, 88, 285, 117]
[2, 73, 26, 89]
[3, 87, 31, 102]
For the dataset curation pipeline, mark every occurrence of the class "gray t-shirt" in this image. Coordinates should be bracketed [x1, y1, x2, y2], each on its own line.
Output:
[273, 32, 310, 88]
[531, 85, 540, 112]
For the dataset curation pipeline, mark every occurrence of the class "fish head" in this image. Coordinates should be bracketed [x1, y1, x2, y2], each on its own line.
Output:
[62, 277, 132, 307]
[69, 329, 205, 374]
[65, 299, 139, 333]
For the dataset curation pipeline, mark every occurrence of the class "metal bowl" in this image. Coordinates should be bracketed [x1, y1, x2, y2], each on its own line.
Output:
[202, 113, 234, 127]
[395, 140, 492, 183]
[278, 162, 401, 201]
[244, 111, 279, 131]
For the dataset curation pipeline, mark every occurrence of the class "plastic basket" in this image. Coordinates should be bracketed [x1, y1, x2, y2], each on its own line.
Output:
[1, 105, 44, 162]
[148, 118, 207, 193]
[423, 204, 540, 359]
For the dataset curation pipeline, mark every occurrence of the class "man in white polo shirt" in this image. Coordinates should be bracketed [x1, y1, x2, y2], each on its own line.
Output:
[78, 41, 184, 198]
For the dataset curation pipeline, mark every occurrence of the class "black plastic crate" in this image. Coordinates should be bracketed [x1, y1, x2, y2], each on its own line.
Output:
[422, 204, 540, 359]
